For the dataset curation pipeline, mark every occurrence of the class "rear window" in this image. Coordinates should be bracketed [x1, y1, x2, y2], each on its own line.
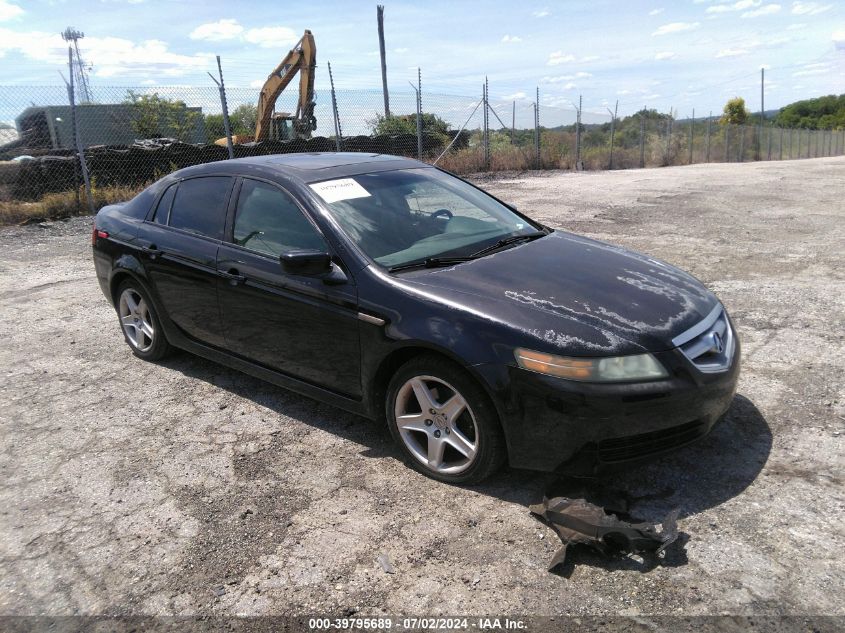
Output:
[168, 176, 233, 240]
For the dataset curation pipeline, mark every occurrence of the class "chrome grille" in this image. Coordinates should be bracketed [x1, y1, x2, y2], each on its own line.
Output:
[672, 305, 735, 373]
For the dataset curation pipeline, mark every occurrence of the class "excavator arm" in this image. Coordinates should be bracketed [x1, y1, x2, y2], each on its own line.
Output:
[254, 29, 316, 142]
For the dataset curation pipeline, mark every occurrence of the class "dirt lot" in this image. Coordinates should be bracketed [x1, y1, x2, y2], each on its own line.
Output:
[0, 158, 843, 619]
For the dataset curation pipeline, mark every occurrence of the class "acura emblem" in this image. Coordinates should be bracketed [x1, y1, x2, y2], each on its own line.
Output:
[710, 331, 724, 354]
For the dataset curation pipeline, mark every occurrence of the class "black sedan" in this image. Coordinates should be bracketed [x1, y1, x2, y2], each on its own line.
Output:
[92, 153, 740, 484]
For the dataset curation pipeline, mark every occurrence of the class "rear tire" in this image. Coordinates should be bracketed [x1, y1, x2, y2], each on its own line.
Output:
[386, 354, 506, 484]
[115, 279, 171, 361]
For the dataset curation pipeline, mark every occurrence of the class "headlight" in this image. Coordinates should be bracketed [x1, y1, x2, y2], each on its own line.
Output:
[514, 348, 669, 383]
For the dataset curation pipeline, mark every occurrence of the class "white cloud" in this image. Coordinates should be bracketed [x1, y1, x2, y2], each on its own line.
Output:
[581, 55, 600, 62]
[249, 79, 264, 88]
[541, 72, 592, 83]
[0, 0, 22, 21]
[243, 26, 298, 48]
[547, 51, 576, 65]
[742, 4, 781, 17]
[649, 7, 665, 14]
[708, 0, 766, 13]
[652, 22, 700, 36]
[394, 47, 409, 53]
[791, 1, 832, 14]
[501, 35, 522, 43]
[834, 28, 845, 50]
[716, 47, 750, 57]
[0, 27, 212, 77]
[562, 82, 577, 90]
[655, 51, 676, 59]
[501, 91, 527, 100]
[189, 19, 243, 41]
[787, 22, 808, 29]
[617, 89, 632, 95]
[532, 8, 550, 17]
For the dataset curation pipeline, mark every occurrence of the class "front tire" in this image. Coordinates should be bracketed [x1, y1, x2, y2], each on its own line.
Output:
[115, 280, 171, 361]
[386, 355, 506, 484]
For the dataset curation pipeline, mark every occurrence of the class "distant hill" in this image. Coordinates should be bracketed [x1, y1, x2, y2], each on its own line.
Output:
[773, 94, 845, 130]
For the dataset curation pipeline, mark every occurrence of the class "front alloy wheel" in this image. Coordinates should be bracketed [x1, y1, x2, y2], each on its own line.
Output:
[394, 375, 479, 475]
[387, 355, 505, 484]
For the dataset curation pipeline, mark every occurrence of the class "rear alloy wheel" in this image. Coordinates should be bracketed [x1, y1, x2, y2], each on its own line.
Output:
[387, 356, 505, 484]
[116, 281, 170, 361]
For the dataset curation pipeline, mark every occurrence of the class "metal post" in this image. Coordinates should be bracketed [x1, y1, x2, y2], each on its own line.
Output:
[689, 108, 694, 164]
[377, 5, 390, 117]
[575, 95, 582, 170]
[511, 100, 515, 144]
[218, 57, 234, 159]
[767, 126, 772, 160]
[328, 61, 342, 151]
[639, 108, 645, 168]
[535, 86, 541, 169]
[664, 110, 672, 165]
[65, 47, 94, 214]
[417, 68, 423, 159]
[607, 100, 617, 169]
[725, 125, 731, 163]
[482, 80, 490, 170]
[758, 67, 764, 161]
[706, 113, 712, 162]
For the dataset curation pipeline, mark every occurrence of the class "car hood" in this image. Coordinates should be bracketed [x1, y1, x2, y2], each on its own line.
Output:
[398, 231, 719, 355]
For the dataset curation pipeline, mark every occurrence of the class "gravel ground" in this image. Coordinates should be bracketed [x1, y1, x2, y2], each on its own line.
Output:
[0, 157, 843, 619]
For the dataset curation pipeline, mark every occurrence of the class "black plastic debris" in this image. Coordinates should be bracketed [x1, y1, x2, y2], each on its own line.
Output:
[530, 482, 679, 573]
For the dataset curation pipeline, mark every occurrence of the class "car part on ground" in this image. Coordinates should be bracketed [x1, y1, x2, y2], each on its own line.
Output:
[530, 480, 680, 574]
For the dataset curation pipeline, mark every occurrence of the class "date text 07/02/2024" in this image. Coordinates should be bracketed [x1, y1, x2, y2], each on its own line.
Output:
[307, 617, 528, 630]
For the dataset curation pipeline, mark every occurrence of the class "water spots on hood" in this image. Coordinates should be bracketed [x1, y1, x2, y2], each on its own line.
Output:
[506, 290, 634, 352]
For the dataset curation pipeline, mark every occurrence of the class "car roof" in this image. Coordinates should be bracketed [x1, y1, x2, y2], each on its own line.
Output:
[171, 152, 429, 184]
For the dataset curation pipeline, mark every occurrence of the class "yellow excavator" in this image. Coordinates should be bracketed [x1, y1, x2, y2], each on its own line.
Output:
[216, 29, 317, 145]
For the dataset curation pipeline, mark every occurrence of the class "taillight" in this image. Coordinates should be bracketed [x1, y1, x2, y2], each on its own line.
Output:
[92, 227, 109, 245]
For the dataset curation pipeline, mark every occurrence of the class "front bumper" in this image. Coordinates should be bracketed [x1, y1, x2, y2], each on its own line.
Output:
[476, 338, 741, 474]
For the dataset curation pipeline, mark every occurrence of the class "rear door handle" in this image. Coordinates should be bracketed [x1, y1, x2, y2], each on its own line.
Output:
[218, 268, 246, 285]
[141, 243, 162, 258]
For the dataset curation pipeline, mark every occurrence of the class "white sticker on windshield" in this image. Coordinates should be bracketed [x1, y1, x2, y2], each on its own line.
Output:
[309, 178, 371, 204]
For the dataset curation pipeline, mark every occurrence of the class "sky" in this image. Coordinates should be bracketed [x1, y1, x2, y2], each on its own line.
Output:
[0, 0, 843, 120]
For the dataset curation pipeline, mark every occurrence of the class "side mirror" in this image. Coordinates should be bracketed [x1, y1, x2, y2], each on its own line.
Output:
[280, 250, 332, 276]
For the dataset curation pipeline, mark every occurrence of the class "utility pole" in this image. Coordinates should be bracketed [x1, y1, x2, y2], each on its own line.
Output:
[377, 5, 390, 118]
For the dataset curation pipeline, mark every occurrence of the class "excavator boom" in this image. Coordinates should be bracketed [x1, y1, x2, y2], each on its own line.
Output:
[254, 29, 316, 142]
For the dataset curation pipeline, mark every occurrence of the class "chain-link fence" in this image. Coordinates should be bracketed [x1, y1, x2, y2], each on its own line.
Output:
[1, 83, 843, 222]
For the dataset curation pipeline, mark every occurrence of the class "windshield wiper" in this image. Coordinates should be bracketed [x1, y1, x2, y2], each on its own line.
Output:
[469, 231, 548, 258]
[388, 256, 474, 273]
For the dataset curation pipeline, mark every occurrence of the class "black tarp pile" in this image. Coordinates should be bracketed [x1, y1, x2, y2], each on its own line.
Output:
[10, 131, 470, 200]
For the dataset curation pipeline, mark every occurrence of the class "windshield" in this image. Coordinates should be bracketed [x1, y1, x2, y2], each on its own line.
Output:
[310, 168, 542, 269]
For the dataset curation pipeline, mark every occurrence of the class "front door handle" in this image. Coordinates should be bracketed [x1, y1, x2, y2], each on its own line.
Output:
[218, 268, 246, 285]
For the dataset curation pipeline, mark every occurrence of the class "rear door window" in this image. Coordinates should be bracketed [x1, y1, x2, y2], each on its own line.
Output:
[168, 176, 233, 240]
[151, 183, 176, 225]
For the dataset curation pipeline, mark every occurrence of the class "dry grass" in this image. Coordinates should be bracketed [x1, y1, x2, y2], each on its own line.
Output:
[0, 183, 146, 225]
